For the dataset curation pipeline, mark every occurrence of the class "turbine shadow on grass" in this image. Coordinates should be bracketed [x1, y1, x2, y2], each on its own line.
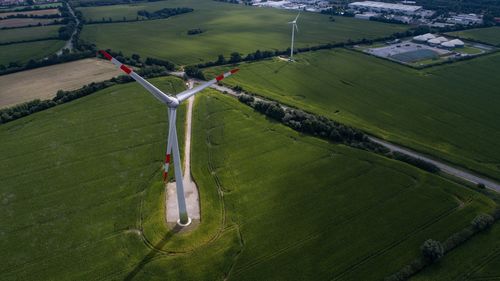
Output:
[124, 224, 182, 281]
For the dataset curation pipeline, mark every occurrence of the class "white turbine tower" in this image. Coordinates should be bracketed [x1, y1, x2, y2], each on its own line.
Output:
[288, 12, 300, 61]
[99, 50, 239, 226]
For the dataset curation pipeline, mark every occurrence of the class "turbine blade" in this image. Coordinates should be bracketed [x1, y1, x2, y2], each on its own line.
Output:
[163, 108, 174, 181]
[98, 50, 177, 105]
[295, 24, 299, 32]
[176, 68, 239, 102]
[294, 11, 300, 22]
[169, 108, 189, 223]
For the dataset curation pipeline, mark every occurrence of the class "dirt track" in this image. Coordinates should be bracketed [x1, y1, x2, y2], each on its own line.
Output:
[0, 58, 122, 108]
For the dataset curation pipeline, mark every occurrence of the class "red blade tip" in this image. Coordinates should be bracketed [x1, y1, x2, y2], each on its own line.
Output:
[99, 50, 113, 60]
[120, 64, 132, 74]
[230, 68, 239, 74]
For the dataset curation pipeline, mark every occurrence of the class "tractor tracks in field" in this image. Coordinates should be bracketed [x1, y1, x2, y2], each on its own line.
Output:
[124, 84, 244, 279]
[203, 80, 500, 193]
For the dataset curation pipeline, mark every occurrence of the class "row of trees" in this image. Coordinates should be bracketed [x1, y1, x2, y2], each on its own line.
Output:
[0, 17, 68, 30]
[137, 7, 194, 20]
[236, 91, 443, 173]
[0, 65, 170, 124]
[75, 0, 158, 7]
[0, 13, 61, 19]
[385, 212, 498, 281]
[0, 51, 94, 76]
[392, 152, 440, 173]
[84, 7, 194, 24]
[187, 28, 204, 35]
[189, 26, 444, 71]
[237, 93, 388, 154]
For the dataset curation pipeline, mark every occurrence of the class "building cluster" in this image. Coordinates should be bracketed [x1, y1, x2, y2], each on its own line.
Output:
[249, 0, 484, 27]
[446, 13, 483, 25]
[347, 1, 484, 26]
[251, 0, 330, 12]
[348, 1, 422, 15]
[412, 33, 465, 49]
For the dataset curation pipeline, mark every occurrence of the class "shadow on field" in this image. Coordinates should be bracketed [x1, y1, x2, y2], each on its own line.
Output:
[124, 224, 182, 281]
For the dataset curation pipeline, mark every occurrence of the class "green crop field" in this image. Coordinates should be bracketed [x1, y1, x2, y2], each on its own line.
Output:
[79, 0, 408, 65]
[448, 26, 500, 46]
[410, 223, 500, 281]
[0, 74, 496, 280]
[0, 25, 62, 44]
[0, 39, 65, 65]
[205, 49, 500, 181]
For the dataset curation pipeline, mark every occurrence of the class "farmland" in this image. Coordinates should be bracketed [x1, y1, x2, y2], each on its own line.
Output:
[0, 58, 122, 108]
[205, 49, 500, 181]
[0, 2, 62, 12]
[0, 76, 191, 280]
[0, 18, 57, 28]
[144, 92, 497, 280]
[448, 26, 500, 46]
[0, 8, 60, 18]
[0, 39, 65, 65]
[1, 75, 495, 280]
[0, 25, 62, 44]
[79, 0, 408, 65]
[410, 223, 500, 281]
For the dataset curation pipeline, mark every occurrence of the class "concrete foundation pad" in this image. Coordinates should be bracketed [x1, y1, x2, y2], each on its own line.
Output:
[166, 179, 200, 223]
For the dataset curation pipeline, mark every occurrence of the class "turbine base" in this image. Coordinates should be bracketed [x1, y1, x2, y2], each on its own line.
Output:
[177, 217, 192, 227]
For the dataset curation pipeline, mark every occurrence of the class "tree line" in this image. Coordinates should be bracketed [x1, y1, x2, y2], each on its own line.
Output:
[84, 7, 194, 24]
[386, 211, 499, 281]
[235, 91, 441, 174]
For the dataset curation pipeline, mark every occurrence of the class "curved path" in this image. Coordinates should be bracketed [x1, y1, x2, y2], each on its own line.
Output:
[166, 80, 200, 223]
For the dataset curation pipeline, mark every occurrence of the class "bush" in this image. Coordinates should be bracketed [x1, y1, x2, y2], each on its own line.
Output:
[471, 214, 494, 231]
[184, 65, 205, 79]
[238, 94, 254, 105]
[137, 7, 193, 20]
[421, 239, 444, 263]
[392, 152, 440, 173]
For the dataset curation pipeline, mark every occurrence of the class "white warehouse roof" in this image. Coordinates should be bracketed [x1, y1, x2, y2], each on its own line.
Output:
[434, 36, 448, 43]
[441, 41, 456, 48]
[449, 39, 465, 46]
[348, 1, 422, 13]
[428, 38, 443, 44]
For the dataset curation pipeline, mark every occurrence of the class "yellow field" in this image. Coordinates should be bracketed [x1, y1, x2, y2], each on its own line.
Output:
[0, 58, 122, 108]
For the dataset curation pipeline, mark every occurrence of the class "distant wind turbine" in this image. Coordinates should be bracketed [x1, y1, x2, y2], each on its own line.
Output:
[288, 12, 300, 61]
[98, 50, 239, 226]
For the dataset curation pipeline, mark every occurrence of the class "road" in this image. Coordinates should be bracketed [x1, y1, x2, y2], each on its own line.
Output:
[56, 3, 79, 55]
[199, 77, 500, 192]
[368, 137, 500, 192]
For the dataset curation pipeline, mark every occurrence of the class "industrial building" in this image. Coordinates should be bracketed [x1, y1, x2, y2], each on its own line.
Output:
[348, 1, 422, 15]
[447, 14, 483, 25]
[412, 34, 465, 49]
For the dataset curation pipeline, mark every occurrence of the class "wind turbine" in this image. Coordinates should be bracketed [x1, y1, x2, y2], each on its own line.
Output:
[98, 50, 239, 226]
[288, 11, 300, 61]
